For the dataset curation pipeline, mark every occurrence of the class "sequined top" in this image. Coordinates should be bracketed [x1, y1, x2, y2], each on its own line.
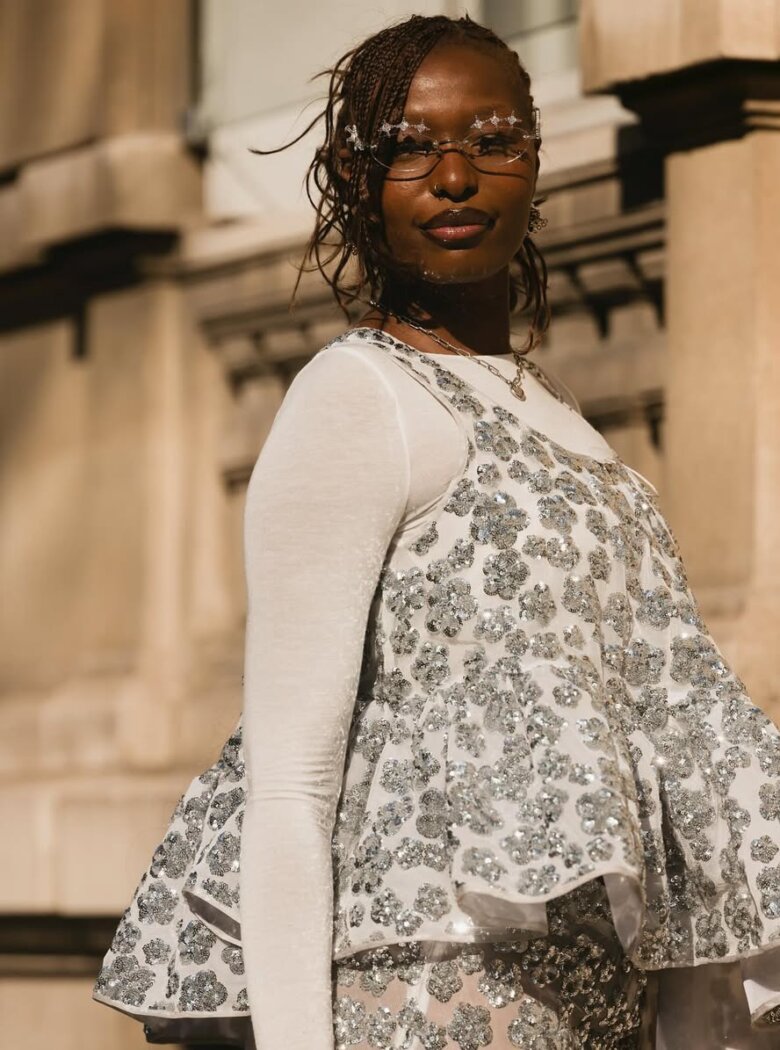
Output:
[239, 332, 637, 1049]
[241, 328, 780, 1050]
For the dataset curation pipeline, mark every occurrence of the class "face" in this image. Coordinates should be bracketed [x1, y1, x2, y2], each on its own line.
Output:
[376, 42, 539, 289]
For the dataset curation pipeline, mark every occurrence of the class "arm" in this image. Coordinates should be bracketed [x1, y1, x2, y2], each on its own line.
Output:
[240, 346, 410, 1050]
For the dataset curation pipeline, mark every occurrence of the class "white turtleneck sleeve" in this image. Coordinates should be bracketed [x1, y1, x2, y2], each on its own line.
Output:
[240, 346, 412, 1050]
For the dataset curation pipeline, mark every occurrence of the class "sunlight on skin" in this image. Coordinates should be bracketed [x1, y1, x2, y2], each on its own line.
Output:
[353, 40, 540, 357]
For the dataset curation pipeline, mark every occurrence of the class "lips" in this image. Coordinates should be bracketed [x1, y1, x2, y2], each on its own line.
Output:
[421, 207, 492, 230]
[419, 207, 494, 248]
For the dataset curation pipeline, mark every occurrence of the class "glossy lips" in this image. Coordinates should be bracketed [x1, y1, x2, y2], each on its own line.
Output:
[419, 207, 494, 247]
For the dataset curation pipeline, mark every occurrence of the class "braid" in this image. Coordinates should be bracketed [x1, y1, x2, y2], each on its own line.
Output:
[250, 14, 550, 352]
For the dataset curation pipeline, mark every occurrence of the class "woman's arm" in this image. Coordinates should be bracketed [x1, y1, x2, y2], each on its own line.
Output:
[240, 345, 410, 1050]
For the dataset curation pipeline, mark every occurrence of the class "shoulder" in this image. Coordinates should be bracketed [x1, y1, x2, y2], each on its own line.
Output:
[524, 358, 583, 415]
[244, 332, 412, 526]
[264, 336, 397, 436]
[278, 329, 438, 437]
[304, 329, 414, 390]
[283, 332, 404, 410]
[253, 331, 413, 471]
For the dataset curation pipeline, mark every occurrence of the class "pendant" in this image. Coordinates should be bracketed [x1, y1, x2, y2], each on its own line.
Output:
[510, 373, 526, 400]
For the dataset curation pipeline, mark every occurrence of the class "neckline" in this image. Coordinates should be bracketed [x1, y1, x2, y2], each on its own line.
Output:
[346, 325, 512, 359]
[345, 326, 622, 470]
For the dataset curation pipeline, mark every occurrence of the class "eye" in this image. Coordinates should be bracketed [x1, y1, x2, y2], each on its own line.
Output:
[472, 133, 522, 156]
[391, 136, 436, 158]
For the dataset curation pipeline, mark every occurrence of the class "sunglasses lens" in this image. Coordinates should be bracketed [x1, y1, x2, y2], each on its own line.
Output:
[369, 123, 535, 176]
[464, 130, 532, 169]
[372, 138, 438, 176]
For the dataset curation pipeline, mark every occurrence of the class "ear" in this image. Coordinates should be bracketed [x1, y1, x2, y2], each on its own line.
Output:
[531, 149, 540, 193]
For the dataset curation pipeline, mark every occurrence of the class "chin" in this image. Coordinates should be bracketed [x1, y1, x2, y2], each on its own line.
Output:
[415, 258, 511, 285]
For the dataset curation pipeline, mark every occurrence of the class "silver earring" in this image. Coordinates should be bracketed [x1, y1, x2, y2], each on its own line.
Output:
[528, 205, 548, 233]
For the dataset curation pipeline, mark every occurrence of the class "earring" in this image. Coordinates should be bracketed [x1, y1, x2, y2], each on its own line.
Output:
[528, 204, 548, 233]
[345, 240, 359, 256]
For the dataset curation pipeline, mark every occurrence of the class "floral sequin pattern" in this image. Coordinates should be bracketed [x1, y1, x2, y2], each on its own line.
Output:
[332, 879, 647, 1049]
[93, 728, 250, 1039]
[329, 329, 780, 990]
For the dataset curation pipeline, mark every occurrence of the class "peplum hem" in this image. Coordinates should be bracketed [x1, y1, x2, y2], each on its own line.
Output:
[92, 725, 251, 1044]
[93, 716, 780, 1044]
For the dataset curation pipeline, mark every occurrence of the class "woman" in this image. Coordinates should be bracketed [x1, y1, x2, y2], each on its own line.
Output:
[93, 14, 780, 1049]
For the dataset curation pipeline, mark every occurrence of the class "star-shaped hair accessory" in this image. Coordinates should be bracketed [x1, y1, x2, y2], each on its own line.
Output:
[470, 109, 539, 136]
[345, 123, 364, 150]
[378, 119, 431, 136]
[345, 107, 540, 153]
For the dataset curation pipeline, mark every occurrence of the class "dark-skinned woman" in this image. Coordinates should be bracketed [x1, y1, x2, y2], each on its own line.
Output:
[94, 15, 780, 1050]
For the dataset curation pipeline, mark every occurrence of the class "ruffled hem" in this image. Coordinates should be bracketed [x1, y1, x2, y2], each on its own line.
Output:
[93, 717, 780, 1042]
[459, 869, 780, 975]
[92, 723, 250, 1035]
[333, 866, 780, 976]
[92, 992, 251, 1045]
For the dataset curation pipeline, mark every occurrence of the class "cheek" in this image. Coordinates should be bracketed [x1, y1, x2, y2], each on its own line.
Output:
[380, 184, 423, 249]
[500, 199, 532, 243]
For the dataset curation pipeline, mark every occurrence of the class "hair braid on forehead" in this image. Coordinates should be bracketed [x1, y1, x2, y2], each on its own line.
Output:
[346, 19, 444, 144]
[339, 20, 449, 284]
[253, 13, 548, 340]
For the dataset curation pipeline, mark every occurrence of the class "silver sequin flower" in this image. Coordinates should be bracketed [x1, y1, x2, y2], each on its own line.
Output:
[384, 567, 426, 617]
[471, 491, 530, 549]
[136, 881, 177, 925]
[474, 418, 520, 461]
[447, 1002, 493, 1049]
[179, 920, 217, 966]
[517, 582, 556, 626]
[95, 956, 155, 1007]
[426, 578, 479, 637]
[179, 971, 228, 1012]
[414, 883, 452, 920]
[537, 495, 577, 535]
[482, 549, 529, 599]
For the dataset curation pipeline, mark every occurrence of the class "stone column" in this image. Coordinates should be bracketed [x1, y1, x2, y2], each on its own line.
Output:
[580, 0, 780, 715]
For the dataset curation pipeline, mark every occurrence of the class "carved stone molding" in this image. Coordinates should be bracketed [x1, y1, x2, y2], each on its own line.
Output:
[0, 915, 118, 978]
[616, 59, 780, 152]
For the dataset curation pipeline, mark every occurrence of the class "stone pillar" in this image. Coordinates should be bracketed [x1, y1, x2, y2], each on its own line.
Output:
[580, 1, 780, 714]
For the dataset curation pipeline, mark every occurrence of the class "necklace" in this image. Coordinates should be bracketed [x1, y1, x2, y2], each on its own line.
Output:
[367, 299, 531, 401]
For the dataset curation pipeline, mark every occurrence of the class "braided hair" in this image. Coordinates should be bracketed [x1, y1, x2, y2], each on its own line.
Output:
[252, 14, 550, 353]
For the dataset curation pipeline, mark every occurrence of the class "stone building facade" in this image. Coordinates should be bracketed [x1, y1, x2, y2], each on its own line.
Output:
[0, 1, 778, 1047]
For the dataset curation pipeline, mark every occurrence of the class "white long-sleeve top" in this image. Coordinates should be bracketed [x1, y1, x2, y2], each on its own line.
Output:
[239, 329, 780, 1050]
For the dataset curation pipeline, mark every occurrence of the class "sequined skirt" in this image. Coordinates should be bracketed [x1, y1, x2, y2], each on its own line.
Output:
[246, 878, 652, 1050]
[92, 726, 654, 1047]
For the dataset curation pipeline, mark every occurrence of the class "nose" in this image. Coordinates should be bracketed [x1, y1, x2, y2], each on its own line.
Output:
[430, 146, 478, 200]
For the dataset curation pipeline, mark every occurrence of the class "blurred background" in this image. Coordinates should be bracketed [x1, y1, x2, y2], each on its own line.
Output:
[1, 1, 779, 1047]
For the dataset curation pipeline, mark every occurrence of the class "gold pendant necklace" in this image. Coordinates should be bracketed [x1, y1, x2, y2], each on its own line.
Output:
[509, 372, 526, 400]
